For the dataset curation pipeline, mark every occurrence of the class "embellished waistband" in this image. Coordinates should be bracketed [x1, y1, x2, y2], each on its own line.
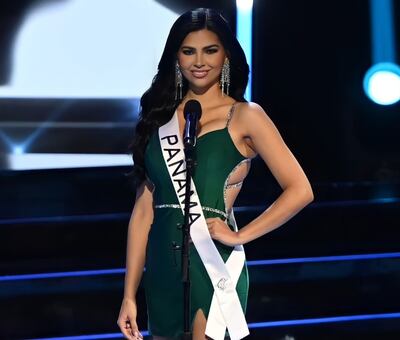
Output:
[154, 203, 228, 219]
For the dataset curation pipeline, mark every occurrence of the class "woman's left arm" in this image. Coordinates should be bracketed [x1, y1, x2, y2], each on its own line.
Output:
[207, 102, 314, 246]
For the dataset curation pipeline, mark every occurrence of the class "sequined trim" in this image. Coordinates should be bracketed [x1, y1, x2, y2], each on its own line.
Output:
[223, 158, 251, 214]
[225, 181, 243, 189]
[226, 102, 237, 128]
[155, 204, 228, 219]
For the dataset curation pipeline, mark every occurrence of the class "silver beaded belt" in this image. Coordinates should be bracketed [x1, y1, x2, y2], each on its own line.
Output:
[154, 203, 228, 219]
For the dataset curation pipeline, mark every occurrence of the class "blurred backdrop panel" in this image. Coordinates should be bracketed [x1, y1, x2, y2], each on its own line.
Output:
[0, 0, 234, 170]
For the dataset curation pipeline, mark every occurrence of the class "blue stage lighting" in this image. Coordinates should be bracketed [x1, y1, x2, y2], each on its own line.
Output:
[248, 312, 400, 328]
[28, 312, 400, 339]
[2, 251, 400, 282]
[363, 62, 400, 105]
[236, 0, 253, 101]
[365, 0, 400, 105]
[236, 0, 253, 11]
[12, 145, 25, 154]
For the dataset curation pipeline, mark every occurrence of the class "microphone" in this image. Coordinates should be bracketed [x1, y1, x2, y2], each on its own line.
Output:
[183, 99, 202, 149]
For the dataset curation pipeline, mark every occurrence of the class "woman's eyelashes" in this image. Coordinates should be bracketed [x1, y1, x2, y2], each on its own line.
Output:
[182, 49, 194, 55]
[182, 48, 219, 55]
[206, 49, 218, 54]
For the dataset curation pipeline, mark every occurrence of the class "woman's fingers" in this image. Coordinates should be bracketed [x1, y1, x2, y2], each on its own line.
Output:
[133, 330, 144, 339]
[119, 323, 134, 340]
[207, 218, 225, 237]
[123, 325, 134, 340]
[117, 299, 140, 339]
[118, 318, 137, 340]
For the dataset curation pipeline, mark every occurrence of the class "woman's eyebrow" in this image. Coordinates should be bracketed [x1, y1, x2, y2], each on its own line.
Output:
[203, 44, 220, 49]
[181, 44, 220, 49]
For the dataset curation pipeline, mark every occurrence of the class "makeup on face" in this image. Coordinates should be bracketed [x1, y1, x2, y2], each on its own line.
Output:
[178, 30, 226, 85]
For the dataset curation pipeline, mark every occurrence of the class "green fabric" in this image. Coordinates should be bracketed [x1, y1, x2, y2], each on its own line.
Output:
[143, 121, 249, 338]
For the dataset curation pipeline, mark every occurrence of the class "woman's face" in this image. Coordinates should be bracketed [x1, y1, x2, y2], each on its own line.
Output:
[177, 29, 227, 92]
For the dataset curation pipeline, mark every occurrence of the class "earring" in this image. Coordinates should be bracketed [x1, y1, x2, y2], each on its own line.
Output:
[220, 58, 230, 96]
[175, 60, 183, 101]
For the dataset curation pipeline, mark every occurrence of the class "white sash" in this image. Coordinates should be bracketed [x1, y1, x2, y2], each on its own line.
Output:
[158, 110, 249, 340]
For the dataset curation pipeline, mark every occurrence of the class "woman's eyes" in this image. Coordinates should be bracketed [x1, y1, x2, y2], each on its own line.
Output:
[182, 50, 194, 55]
[206, 49, 218, 54]
[182, 49, 218, 55]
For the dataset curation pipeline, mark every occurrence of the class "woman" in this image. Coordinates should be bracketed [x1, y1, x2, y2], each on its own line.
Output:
[117, 8, 314, 340]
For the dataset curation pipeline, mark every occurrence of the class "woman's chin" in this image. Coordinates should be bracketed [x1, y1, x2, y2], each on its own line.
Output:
[187, 78, 219, 92]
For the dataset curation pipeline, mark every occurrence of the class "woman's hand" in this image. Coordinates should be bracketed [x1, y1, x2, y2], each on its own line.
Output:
[117, 298, 143, 340]
[206, 217, 241, 247]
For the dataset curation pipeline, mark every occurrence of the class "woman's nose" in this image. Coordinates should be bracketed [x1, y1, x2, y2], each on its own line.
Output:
[194, 53, 205, 67]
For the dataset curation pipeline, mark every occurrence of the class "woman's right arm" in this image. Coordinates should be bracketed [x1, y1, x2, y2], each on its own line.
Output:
[124, 179, 154, 301]
[117, 179, 154, 339]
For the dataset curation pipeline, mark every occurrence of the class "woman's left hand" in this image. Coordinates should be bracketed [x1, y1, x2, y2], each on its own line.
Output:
[206, 217, 241, 247]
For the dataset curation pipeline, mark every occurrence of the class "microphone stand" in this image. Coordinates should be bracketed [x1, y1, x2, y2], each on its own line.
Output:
[181, 144, 195, 340]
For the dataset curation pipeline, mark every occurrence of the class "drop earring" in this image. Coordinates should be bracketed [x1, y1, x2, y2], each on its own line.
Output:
[220, 58, 230, 96]
[175, 60, 183, 101]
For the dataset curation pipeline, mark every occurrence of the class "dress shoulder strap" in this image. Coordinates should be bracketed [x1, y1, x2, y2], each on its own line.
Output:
[226, 102, 238, 128]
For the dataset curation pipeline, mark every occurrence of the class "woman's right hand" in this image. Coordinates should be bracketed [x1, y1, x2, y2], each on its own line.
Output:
[117, 298, 143, 340]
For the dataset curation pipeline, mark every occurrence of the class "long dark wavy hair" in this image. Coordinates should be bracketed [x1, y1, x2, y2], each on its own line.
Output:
[126, 8, 250, 189]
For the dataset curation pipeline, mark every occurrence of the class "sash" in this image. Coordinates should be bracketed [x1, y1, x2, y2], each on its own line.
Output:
[158, 110, 249, 340]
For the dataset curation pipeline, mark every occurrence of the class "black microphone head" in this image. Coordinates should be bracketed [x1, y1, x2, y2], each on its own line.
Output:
[183, 99, 202, 120]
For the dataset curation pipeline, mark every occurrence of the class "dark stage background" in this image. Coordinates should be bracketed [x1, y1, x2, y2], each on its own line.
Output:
[252, 0, 400, 183]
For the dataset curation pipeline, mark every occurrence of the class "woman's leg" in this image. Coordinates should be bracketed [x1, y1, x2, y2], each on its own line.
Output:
[192, 309, 214, 340]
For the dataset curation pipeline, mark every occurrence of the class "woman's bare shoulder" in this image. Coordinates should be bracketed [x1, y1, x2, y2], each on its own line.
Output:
[235, 101, 273, 135]
[236, 101, 268, 116]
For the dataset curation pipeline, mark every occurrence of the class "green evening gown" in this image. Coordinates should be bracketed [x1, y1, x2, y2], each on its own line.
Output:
[143, 102, 251, 338]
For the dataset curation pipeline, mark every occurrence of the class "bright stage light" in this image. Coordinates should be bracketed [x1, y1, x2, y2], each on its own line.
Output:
[363, 63, 400, 105]
[365, 0, 399, 105]
[12, 145, 25, 154]
[7, 153, 132, 170]
[236, 0, 253, 101]
[236, 0, 253, 12]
